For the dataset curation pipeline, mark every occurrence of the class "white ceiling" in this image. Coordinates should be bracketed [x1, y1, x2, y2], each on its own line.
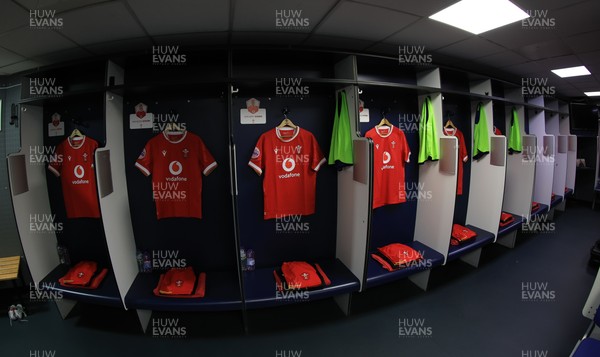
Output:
[0, 0, 599, 101]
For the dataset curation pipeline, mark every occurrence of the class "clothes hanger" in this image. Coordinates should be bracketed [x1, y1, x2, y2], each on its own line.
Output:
[376, 108, 392, 127]
[163, 122, 185, 135]
[444, 110, 457, 130]
[277, 107, 297, 129]
[69, 128, 84, 139]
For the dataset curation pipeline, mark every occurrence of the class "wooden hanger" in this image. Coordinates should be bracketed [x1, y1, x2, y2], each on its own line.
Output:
[444, 119, 457, 130]
[277, 108, 297, 129]
[70, 128, 84, 139]
[376, 108, 392, 127]
[164, 122, 185, 135]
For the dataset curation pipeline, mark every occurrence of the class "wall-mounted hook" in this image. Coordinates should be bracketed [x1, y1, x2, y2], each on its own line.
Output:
[358, 88, 363, 95]
[231, 87, 239, 94]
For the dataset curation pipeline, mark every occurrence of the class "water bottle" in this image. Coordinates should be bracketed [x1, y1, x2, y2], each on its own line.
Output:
[246, 249, 255, 271]
[142, 251, 152, 273]
[240, 247, 247, 271]
[136, 250, 144, 272]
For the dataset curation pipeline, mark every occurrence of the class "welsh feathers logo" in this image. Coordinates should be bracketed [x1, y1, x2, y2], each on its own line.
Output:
[282, 158, 296, 172]
[169, 161, 183, 176]
[252, 147, 260, 159]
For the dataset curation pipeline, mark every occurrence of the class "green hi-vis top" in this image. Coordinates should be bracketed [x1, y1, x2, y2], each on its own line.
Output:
[418, 96, 440, 164]
[508, 107, 522, 154]
[472, 102, 490, 160]
[328, 90, 354, 166]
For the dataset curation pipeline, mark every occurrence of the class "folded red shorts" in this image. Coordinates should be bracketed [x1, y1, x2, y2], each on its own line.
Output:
[153, 270, 206, 298]
[59, 261, 98, 286]
[451, 224, 477, 246]
[274, 261, 331, 291]
[371, 243, 423, 271]
[499, 212, 515, 227]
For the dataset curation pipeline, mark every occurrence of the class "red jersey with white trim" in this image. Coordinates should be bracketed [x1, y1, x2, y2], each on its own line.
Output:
[48, 136, 100, 218]
[249, 127, 326, 220]
[366, 125, 411, 208]
[443, 127, 468, 195]
[135, 131, 217, 219]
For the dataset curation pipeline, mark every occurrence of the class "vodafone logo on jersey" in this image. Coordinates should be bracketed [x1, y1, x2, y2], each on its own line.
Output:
[383, 151, 391, 164]
[74, 165, 85, 178]
[282, 158, 296, 172]
[169, 161, 183, 176]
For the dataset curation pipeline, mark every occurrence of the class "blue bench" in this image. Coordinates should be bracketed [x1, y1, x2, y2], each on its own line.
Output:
[124, 270, 242, 311]
[40, 264, 122, 308]
[565, 188, 574, 198]
[243, 258, 360, 309]
[550, 195, 563, 208]
[573, 338, 600, 357]
[365, 241, 444, 289]
[447, 225, 495, 262]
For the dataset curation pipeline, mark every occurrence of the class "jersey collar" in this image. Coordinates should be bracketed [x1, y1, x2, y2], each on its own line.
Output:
[276, 126, 300, 142]
[162, 130, 187, 144]
[375, 125, 393, 138]
[443, 127, 456, 136]
[67, 135, 86, 149]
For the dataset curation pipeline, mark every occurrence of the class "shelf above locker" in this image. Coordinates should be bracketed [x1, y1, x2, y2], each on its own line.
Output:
[365, 241, 444, 289]
[124, 270, 242, 312]
[243, 258, 359, 310]
[40, 264, 123, 308]
[446, 225, 495, 263]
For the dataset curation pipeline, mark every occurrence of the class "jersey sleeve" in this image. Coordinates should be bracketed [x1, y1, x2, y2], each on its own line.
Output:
[311, 134, 326, 172]
[248, 134, 265, 176]
[135, 142, 152, 176]
[47, 143, 63, 177]
[198, 137, 217, 176]
[458, 132, 468, 162]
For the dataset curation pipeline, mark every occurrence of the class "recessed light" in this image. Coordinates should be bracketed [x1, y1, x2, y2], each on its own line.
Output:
[429, 0, 529, 35]
[551, 66, 591, 78]
[584, 91, 600, 97]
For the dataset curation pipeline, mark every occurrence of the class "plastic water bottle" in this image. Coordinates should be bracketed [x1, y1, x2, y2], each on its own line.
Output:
[240, 247, 247, 271]
[246, 249, 255, 271]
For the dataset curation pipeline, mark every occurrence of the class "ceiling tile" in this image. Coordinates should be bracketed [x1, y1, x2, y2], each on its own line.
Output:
[15, 0, 109, 13]
[314, 2, 419, 41]
[85, 36, 154, 55]
[0, 47, 26, 67]
[350, 0, 457, 16]
[436, 37, 506, 60]
[233, 0, 338, 32]
[565, 30, 600, 54]
[59, 2, 145, 45]
[33, 46, 92, 65]
[517, 39, 572, 61]
[514, 0, 587, 11]
[231, 32, 308, 45]
[476, 51, 530, 69]
[0, 60, 42, 75]
[154, 32, 229, 46]
[385, 19, 470, 50]
[0, 1, 30, 34]
[480, 24, 559, 51]
[127, 0, 229, 35]
[534, 54, 581, 69]
[303, 35, 376, 52]
[578, 50, 600, 65]
[0, 28, 75, 57]
[365, 42, 402, 56]
[553, 0, 600, 36]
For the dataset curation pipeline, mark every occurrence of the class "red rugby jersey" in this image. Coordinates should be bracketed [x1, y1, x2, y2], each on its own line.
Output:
[365, 125, 411, 208]
[135, 130, 217, 219]
[48, 136, 100, 218]
[443, 127, 468, 195]
[249, 127, 325, 220]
